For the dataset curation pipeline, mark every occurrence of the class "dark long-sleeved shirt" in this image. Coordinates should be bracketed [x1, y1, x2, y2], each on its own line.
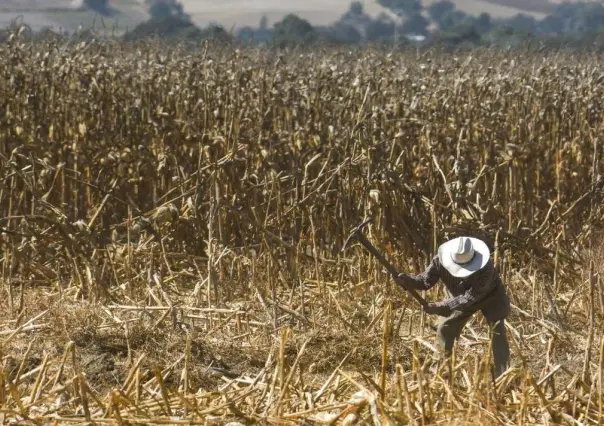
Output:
[400, 255, 502, 312]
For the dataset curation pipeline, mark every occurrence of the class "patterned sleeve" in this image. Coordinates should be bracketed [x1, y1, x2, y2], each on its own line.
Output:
[434, 260, 497, 311]
[400, 255, 441, 290]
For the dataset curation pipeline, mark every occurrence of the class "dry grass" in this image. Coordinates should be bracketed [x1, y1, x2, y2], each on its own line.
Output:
[1, 36, 604, 425]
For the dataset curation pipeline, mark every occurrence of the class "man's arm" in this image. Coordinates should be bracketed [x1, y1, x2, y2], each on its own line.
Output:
[396, 255, 441, 291]
[432, 261, 498, 312]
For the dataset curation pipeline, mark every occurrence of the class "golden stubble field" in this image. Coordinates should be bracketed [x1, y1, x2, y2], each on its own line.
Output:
[1, 36, 604, 425]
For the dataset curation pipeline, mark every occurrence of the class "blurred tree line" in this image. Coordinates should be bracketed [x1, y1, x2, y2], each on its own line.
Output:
[3, 0, 604, 51]
[117, 0, 604, 50]
[119, 0, 604, 50]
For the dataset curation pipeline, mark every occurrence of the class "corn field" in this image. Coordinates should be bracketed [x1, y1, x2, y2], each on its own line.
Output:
[1, 35, 604, 425]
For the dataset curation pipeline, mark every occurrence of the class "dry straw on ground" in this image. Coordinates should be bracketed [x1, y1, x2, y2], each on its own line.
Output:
[1, 34, 604, 425]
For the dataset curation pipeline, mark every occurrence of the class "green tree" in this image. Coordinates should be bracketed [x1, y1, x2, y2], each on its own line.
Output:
[270, 14, 317, 48]
[427, 0, 455, 23]
[237, 15, 271, 44]
[475, 13, 492, 34]
[378, 0, 423, 17]
[146, 0, 189, 20]
[378, 0, 428, 37]
[198, 24, 232, 43]
[427, 22, 481, 50]
[123, 14, 199, 42]
[259, 15, 268, 30]
[427, 1, 472, 32]
[504, 13, 537, 33]
[365, 13, 396, 42]
[328, 22, 363, 44]
[482, 24, 535, 48]
[340, 1, 374, 28]
[83, 0, 113, 16]
[400, 13, 430, 35]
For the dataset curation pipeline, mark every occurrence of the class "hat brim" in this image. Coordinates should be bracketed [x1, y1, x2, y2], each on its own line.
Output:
[437, 237, 490, 278]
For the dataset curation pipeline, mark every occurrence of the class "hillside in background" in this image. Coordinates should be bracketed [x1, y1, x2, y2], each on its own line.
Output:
[181, 0, 547, 29]
[0, 0, 148, 33]
[0, 0, 581, 33]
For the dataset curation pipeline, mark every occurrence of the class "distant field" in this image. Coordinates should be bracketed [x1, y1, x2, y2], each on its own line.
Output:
[0, 0, 576, 33]
[0, 0, 147, 33]
[184, 0, 548, 29]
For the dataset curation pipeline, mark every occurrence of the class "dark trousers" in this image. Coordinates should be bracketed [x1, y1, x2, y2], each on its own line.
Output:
[436, 283, 511, 378]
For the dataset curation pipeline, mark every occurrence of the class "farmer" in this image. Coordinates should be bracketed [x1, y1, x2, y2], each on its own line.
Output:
[395, 236, 510, 378]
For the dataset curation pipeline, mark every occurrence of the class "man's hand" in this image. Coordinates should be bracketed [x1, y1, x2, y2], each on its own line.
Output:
[393, 273, 410, 290]
[423, 303, 451, 317]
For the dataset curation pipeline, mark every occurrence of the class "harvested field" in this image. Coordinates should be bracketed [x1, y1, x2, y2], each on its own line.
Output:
[1, 37, 604, 425]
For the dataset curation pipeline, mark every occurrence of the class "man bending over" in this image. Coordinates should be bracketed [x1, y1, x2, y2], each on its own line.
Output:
[396, 236, 511, 378]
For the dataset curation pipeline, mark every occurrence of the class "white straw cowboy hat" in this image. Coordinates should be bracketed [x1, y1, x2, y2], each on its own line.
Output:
[437, 236, 490, 278]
